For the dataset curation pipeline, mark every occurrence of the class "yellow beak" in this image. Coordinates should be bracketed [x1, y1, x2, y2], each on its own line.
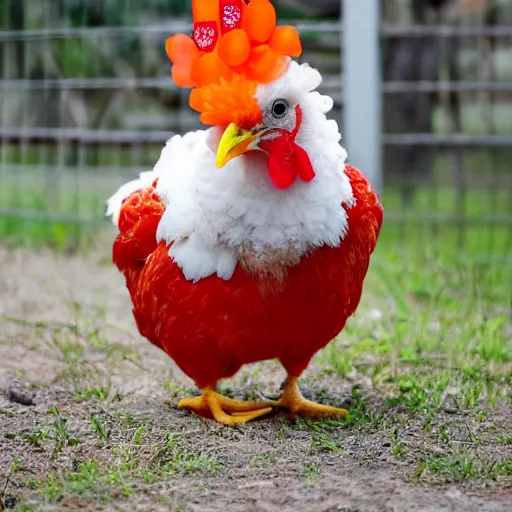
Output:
[216, 123, 262, 168]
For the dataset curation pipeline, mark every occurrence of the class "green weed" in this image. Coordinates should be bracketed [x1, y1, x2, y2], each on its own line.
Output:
[90, 415, 110, 442]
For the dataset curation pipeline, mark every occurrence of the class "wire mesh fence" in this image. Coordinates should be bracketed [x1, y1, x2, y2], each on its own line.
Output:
[381, 0, 512, 265]
[0, 0, 511, 264]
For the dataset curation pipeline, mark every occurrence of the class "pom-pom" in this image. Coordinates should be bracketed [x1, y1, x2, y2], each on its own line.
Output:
[189, 75, 261, 129]
[242, 0, 276, 44]
[191, 53, 232, 87]
[166, 34, 200, 65]
[193, 0, 219, 22]
[218, 29, 251, 67]
[269, 26, 302, 57]
[172, 65, 195, 88]
[245, 44, 289, 83]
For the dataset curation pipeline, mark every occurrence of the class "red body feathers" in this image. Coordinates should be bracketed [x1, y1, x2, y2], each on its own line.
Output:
[113, 165, 383, 390]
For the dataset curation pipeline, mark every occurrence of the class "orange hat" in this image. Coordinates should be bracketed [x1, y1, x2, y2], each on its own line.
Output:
[166, 0, 302, 127]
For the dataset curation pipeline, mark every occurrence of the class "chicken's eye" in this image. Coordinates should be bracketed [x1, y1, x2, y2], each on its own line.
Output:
[271, 99, 289, 119]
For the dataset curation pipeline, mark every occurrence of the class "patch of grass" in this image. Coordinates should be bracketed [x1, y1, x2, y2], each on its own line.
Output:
[23, 421, 219, 507]
[310, 429, 342, 453]
[23, 427, 52, 450]
[32, 460, 133, 505]
[118, 412, 135, 426]
[305, 464, 321, 486]
[421, 450, 512, 483]
[2, 314, 136, 410]
[319, 231, 511, 429]
[76, 386, 111, 403]
[157, 433, 219, 475]
[288, 418, 344, 456]
[133, 424, 147, 445]
[390, 428, 405, 460]
[90, 415, 110, 442]
[250, 453, 277, 468]
[23, 408, 80, 454]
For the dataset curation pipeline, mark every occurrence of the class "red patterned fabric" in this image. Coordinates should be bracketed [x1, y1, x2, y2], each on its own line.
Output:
[219, 0, 244, 33]
[193, 21, 219, 52]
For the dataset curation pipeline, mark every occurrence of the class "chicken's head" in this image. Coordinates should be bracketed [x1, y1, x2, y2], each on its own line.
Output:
[215, 95, 316, 190]
[166, 0, 334, 191]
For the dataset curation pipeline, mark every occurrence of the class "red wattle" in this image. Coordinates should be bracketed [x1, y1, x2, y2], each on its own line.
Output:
[294, 143, 316, 183]
[268, 153, 298, 190]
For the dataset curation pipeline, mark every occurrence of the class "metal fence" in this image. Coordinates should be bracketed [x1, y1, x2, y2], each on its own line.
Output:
[0, 0, 511, 262]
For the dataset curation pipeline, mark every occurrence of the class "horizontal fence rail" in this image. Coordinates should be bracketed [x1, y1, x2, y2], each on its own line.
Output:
[382, 134, 512, 147]
[382, 24, 512, 37]
[3, 128, 511, 148]
[0, 75, 342, 91]
[1, 23, 510, 41]
[0, 127, 176, 145]
[0, 21, 341, 41]
[383, 81, 512, 94]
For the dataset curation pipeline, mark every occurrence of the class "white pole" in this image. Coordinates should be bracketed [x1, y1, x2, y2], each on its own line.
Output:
[342, 0, 383, 194]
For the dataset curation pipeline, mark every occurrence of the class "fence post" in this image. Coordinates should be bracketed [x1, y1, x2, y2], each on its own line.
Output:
[342, 0, 383, 194]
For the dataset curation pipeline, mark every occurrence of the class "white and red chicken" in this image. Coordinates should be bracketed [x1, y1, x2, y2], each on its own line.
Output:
[107, 0, 383, 426]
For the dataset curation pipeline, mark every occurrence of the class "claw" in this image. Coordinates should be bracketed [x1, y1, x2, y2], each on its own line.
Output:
[273, 377, 349, 420]
[177, 388, 273, 427]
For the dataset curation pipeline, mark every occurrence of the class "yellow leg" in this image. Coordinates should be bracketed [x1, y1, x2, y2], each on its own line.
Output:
[177, 388, 273, 427]
[274, 377, 349, 420]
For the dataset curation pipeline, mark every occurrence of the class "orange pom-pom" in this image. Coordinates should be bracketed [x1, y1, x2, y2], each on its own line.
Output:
[190, 75, 261, 128]
[171, 65, 195, 88]
[242, 0, 276, 43]
[166, 34, 200, 65]
[218, 29, 251, 67]
[189, 88, 204, 113]
[192, 0, 219, 23]
[269, 26, 302, 57]
[191, 53, 232, 87]
[245, 44, 289, 83]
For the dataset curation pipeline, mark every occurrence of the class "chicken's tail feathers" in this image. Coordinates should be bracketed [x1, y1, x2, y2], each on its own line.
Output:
[106, 171, 156, 228]
[111, 179, 165, 274]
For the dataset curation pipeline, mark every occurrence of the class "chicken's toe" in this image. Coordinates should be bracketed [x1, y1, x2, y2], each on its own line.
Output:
[177, 388, 273, 426]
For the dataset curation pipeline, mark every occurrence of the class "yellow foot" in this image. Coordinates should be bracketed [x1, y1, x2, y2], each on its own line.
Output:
[177, 388, 273, 427]
[273, 377, 349, 420]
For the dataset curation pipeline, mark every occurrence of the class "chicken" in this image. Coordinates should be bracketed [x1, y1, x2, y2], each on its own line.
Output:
[107, 0, 384, 427]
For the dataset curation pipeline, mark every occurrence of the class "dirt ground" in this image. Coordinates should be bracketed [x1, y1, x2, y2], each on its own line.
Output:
[0, 243, 511, 512]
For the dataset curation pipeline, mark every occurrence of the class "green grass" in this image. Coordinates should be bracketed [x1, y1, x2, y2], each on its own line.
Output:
[23, 426, 219, 507]
[421, 451, 512, 483]
[311, 214, 511, 484]
[319, 242, 511, 411]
